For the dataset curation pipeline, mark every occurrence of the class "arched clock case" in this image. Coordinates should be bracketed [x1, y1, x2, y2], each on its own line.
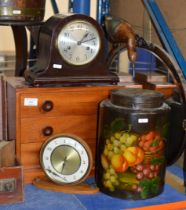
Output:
[24, 13, 118, 86]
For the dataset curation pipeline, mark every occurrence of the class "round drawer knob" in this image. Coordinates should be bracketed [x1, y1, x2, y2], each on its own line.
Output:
[42, 100, 53, 112]
[42, 126, 53, 136]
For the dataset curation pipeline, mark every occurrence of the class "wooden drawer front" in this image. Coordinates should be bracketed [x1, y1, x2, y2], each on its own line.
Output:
[20, 115, 97, 143]
[19, 91, 109, 118]
[20, 139, 97, 167]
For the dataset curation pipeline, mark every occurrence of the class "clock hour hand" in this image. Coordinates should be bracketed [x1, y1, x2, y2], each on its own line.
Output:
[77, 32, 89, 45]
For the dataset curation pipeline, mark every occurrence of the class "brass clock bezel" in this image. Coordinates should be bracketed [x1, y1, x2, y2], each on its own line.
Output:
[40, 134, 93, 185]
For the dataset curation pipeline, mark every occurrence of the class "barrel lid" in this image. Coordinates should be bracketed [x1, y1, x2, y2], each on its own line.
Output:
[110, 88, 164, 108]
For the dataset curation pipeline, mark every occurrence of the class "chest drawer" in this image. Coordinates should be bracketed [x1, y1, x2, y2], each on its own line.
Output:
[19, 115, 97, 143]
[19, 91, 108, 118]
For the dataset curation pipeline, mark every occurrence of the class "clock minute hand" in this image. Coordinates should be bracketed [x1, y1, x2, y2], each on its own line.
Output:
[61, 156, 67, 173]
[81, 37, 96, 43]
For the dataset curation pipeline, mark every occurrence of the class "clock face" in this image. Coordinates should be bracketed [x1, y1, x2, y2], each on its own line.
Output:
[56, 20, 101, 66]
[40, 135, 93, 185]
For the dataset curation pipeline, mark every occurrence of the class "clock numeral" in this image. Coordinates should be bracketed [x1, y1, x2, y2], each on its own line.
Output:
[45, 156, 49, 161]
[80, 170, 84, 174]
[90, 33, 95, 38]
[47, 147, 52, 151]
[82, 160, 86, 164]
[76, 57, 80, 62]
[64, 46, 71, 53]
[69, 53, 72, 59]
[64, 32, 70, 37]
[77, 24, 82, 29]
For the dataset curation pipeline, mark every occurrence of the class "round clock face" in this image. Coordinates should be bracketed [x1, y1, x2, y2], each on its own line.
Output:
[56, 20, 101, 66]
[40, 135, 93, 185]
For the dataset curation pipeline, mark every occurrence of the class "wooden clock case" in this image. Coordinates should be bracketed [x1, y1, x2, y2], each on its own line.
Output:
[24, 13, 118, 86]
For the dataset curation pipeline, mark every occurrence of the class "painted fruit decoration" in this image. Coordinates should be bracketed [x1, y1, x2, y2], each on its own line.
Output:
[138, 131, 165, 153]
[101, 128, 165, 199]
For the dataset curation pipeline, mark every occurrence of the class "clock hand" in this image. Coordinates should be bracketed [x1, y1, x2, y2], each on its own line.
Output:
[45, 168, 61, 178]
[61, 156, 67, 173]
[77, 33, 89, 45]
[45, 168, 68, 182]
[80, 37, 96, 44]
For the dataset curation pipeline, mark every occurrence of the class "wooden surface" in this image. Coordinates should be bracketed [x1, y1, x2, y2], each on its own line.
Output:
[135, 71, 168, 83]
[33, 176, 99, 194]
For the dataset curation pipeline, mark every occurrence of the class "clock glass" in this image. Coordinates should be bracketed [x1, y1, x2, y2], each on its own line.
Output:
[56, 20, 101, 65]
[40, 135, 92, 185]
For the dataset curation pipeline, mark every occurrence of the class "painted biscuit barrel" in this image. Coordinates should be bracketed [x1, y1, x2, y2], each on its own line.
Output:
[96, 88, 171, 199]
